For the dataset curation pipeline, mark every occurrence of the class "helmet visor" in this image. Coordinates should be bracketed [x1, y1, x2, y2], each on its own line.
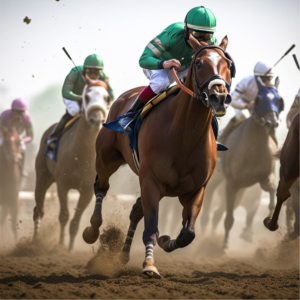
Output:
[191, 30, 213, 42]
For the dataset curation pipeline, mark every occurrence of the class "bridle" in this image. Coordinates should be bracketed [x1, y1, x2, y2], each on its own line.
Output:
[173, 45, 232, 107]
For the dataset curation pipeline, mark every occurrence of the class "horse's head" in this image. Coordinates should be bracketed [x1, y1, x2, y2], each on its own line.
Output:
[252, 76, 284, 130]
[82, 76, 109, 126]
[189, 35, 232, 116]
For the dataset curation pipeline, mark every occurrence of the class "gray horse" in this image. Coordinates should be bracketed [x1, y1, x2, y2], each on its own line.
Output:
[0, 129, 22, 240]
[33, 79, 109, 251]
[201, 77, 284, 251]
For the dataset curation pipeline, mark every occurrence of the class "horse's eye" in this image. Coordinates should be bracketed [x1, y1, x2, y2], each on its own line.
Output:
[196, 61, 201, 69]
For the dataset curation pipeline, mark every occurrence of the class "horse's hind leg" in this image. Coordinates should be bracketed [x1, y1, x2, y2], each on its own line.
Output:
[158, 187, 205, 253]
[9, 201, 18, 241]
[290, 182, 300, 239]
[33, 173, 54, 242]
[285, 200, 294, 235]
[200, 170, 223, 235]
[69, 187, 94, 251]
[57, 185, 70, 246]
[223, 182, 240, 252]
[120, 197, 143, 264]
[0, 205, 9, 242]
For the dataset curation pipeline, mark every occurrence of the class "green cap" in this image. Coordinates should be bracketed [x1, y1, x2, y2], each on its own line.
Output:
[185, 6, 216, 33]
[84, 54, 104, 69]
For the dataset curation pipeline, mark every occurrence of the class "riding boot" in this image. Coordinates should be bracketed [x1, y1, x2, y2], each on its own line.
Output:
[218, 116, 241, 145]
[118, 96, 145, 132]
[47, 112, 73, 150]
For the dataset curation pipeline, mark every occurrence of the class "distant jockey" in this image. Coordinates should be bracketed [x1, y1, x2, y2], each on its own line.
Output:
[219, 59, 276, 141]
[47, 54, 114, 150]
[0, 98, 33, 174]
[0, 98, 33, 144]
[119, 6, 227, 132]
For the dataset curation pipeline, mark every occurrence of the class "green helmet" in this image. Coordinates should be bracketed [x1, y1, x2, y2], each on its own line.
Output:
[185, 6, 216, 33]
[84, 54, 104, 70]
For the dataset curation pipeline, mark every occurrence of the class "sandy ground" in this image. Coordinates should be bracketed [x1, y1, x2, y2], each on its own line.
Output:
[0, 168, 299, 299]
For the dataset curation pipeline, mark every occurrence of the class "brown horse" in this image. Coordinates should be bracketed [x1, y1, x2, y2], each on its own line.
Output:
[33, 79, 109, 251]
[0, 129, 22, 240]
[264, 111, 299, 233]
[83, 36, 232, 278]
[201, 77, 283, 252]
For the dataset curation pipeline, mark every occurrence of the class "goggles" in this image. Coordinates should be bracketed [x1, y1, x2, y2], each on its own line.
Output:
[191, 30, 213, 42]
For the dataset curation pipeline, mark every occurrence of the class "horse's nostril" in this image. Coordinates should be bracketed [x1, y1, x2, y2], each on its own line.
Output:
[275, 122, 279, 128]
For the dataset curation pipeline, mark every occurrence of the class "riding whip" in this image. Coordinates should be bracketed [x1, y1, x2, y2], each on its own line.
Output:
[62, 47, 87, 82]
[264, 44, 296, 75]
[293, 54, 300, 71]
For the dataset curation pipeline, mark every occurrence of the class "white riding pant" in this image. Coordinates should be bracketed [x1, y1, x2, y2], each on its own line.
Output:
[63, 98, 81, 117]
[143, 67, 189, 94]
[234, 108, 251, 121]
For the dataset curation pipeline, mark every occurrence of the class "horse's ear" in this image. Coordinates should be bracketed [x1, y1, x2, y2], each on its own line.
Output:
[188, 34, 202, 53]
[219, 35, 228, 51]
[275, 76, 280, 89]
[255, 76, 264, 89]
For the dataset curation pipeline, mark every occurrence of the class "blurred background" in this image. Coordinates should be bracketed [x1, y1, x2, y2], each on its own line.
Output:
[0, 0, 299, 189]
[0, 0, 299, 253]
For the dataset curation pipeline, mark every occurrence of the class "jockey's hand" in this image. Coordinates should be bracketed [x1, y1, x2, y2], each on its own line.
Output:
[163, 59, 181, 69]
[247, 101, 255, 110]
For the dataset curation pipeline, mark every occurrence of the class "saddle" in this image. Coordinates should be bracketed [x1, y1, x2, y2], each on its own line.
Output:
[46, 115, 81, 161]
[103, 85, 222, 172]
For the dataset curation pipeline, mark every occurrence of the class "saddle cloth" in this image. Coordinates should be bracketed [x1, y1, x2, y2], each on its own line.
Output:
[103, 85, 219, 171]
[46, 115, 81, 161]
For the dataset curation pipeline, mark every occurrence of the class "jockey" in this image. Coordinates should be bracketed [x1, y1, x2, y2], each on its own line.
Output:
[119, 6, 219, 132]
[219, 59, 275, 141]
[0, 98, 33, 144]
[47, 54, 114, 149]
[0, 98, 33, 173]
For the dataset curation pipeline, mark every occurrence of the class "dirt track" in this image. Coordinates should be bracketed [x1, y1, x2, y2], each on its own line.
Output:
[0, 179, 299, 299]
[0, 243, 299, 299]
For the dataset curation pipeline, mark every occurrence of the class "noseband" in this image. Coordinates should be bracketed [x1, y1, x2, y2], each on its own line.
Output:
[174, 45, 232, 107]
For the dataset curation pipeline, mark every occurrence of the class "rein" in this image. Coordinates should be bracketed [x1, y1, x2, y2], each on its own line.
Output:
[173, 45, 231, 107]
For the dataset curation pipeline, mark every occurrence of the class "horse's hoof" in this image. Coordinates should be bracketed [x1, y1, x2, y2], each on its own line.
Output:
[82, 226, 100, 244]
[119, 251, 130, 265]
[142, 265, 161, 279]
[221, 245, 229, 256]
[158, 235, 170, 249]
[239, 231, 253, 243]
[289, 231, 300, 240]
[263, 217, 279, 231]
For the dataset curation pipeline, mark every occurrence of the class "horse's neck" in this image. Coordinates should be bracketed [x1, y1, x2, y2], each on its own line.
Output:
[72, 116, 99, 154]
[243, 117, 275, 150]
[169, 74, 212, 143]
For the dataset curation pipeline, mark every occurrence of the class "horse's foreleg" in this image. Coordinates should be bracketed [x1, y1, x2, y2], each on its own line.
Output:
[140, 177, 162, 279]
[260, 178, 277, 216]
[158, 187, 205, 253]
[33, 174, 53, 243]
[57, 186, 70, 246]
[9, 200, 18, 241]
[223, 182, 239, 251]
[120, 197, 143, 264]
[69, 187, 94, 251]
[82, 176, 109, 244]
